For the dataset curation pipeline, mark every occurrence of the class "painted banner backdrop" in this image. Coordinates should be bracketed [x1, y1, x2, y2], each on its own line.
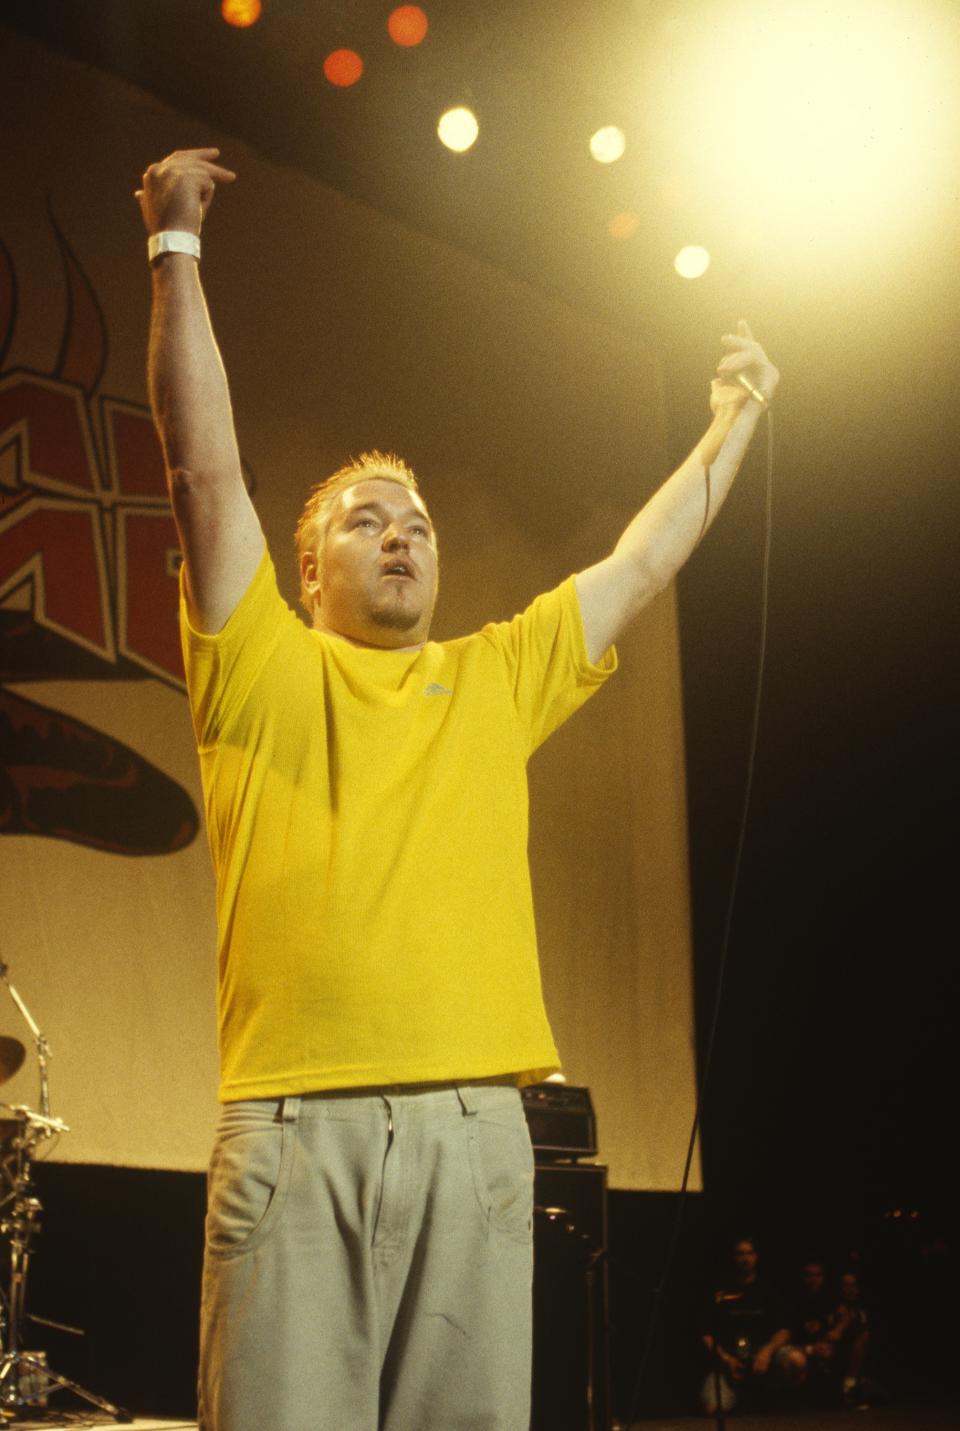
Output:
[0, 24, 700, 1190]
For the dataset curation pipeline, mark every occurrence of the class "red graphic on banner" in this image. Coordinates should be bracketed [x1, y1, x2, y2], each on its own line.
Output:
[0, 218, 201, 855]
[0, 370, 184, 680]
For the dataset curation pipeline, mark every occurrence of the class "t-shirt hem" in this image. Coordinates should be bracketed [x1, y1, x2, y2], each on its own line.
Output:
[219, 1057, 561, 1102]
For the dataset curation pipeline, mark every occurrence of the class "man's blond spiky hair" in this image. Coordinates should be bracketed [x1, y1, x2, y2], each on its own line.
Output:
[294, 450, 421, 615]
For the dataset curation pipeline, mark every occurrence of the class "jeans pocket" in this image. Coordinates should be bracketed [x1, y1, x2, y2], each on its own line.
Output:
[465, 1100, 534, 1243]
[205, 1103, 295, 1259]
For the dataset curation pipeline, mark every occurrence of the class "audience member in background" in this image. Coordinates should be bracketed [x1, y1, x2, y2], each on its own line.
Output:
[699, 1236, 804, 1416]
[836, 1268, 889, 1407]
[790, 1256, 852, 1398]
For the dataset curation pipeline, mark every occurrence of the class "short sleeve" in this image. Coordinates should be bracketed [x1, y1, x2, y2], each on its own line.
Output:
[479, 575, 617, 756]
[179, 546, 291, 749]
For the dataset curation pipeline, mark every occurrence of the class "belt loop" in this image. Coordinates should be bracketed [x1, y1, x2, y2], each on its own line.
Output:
[281, 1095, 301, 1124]
[456, 1085, 479, 1116]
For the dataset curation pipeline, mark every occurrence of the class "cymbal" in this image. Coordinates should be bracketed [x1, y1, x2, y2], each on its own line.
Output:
[0, 1035, 26, 1084]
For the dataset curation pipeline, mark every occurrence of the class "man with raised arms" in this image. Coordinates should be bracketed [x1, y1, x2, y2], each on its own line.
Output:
[139, 147, 778, 1431]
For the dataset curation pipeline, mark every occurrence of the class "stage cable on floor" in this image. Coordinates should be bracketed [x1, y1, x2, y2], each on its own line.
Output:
[626, 408, 775, 1426]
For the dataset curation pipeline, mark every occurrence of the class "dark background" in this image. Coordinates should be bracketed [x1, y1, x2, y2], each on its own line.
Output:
[7, 0, 957, 1418]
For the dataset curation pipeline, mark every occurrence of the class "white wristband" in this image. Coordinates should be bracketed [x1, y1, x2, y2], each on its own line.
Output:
[147, 230, 201, 263]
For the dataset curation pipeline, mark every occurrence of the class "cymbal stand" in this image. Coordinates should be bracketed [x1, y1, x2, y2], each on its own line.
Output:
[0, 975, 48, 1124]
[0, 961, 130, 1422]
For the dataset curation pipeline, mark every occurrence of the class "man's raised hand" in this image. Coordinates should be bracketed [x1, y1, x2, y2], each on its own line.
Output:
[710, 319, 780, 418]
[136, 148, 237, 237]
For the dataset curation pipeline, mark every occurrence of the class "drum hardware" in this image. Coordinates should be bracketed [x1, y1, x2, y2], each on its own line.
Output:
[25, 1314, 85, 1338]
[0, 959, 131, 1422]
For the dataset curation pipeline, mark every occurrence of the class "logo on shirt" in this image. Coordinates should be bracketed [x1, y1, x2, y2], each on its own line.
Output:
[423, 682, 453, 697]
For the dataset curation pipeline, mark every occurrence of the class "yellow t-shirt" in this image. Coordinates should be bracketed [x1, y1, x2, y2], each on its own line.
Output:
[181, 548, 616, 1100]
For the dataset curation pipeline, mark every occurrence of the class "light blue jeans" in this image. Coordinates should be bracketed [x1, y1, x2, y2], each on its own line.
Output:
[198, 1083, 534, 1431]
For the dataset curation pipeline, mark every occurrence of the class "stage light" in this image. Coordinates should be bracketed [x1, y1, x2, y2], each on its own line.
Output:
[437, 107, 478, 153]
[607, 213, 639, 241]
[221, 0, 261, 27]
[647, 0, 959, 253]
[324, 48, 364, 88]
[590, 127, 626, 165]
[388, 5, 429, 47]
[674, 246, 710, 279]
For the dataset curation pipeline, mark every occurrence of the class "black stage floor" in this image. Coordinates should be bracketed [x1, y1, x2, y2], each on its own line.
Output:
[624, 1402, 957, 1431]
[6, 1398, 955, 1430]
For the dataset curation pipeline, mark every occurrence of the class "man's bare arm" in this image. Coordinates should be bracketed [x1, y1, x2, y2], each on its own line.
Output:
[140, 148, 264, 633]
[575, 322, 779, 663]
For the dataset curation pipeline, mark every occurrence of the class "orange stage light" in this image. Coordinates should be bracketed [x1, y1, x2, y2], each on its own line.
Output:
[221, 0, 262, 28]
[388, 5, 428, 47]
[607, 213, 639, 242]
[324, 48, 364, 88]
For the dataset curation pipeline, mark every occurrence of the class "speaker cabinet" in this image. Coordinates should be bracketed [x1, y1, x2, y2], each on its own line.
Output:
[532, 1162, 609, 1431]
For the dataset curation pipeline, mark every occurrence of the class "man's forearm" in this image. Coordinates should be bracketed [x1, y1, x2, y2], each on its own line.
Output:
[148, 254, 241, 491]
[612, 399, 763, 601]
[762, 1328, 791, 1357]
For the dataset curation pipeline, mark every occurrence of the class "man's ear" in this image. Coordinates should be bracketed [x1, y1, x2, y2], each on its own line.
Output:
[300, 548, 322, 612]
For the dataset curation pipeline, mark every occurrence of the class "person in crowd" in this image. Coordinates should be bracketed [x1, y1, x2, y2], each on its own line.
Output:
[790, 1256, 852, 1399]
[837, 1267, 889, 1407]
[700, 1235, 804, 1416]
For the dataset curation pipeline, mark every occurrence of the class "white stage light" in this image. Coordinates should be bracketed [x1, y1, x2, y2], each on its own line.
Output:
[438, 107, 479, 153]
[674, 246, 711, 279]
[589, 126, 626, 164]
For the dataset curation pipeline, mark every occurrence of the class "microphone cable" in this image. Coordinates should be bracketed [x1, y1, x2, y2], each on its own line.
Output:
[625, 406, 775, 1427]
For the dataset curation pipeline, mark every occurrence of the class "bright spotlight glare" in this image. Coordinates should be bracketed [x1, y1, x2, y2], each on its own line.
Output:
[646, 0, 960, 251]
[590, 126, 626, 164]
[674, 246, 711, 279]
[438, 107, 479, 153]
[221, 0, 261, 26]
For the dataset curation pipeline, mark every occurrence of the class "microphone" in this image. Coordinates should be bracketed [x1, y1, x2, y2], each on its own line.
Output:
[736, 372, 769, 408]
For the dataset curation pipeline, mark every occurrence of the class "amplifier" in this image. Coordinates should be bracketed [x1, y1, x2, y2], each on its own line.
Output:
[532, 1162, 609, 1431]
[521, 1082, 597, 1160]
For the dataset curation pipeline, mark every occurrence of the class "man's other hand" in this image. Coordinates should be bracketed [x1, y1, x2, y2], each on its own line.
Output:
[710, 319, 780, 419]
[136, 148, 237, 237]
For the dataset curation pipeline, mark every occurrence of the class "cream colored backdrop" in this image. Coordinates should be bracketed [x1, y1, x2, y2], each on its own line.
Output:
[0, 24, 700, 1190]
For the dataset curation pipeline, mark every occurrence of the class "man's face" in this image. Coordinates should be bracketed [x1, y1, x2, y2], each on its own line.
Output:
[303, 477, 439, 648]
[802, 1263, 826, 1296]
[733, 1240, 758, 1281]
[840, 1273, 859, 1304]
